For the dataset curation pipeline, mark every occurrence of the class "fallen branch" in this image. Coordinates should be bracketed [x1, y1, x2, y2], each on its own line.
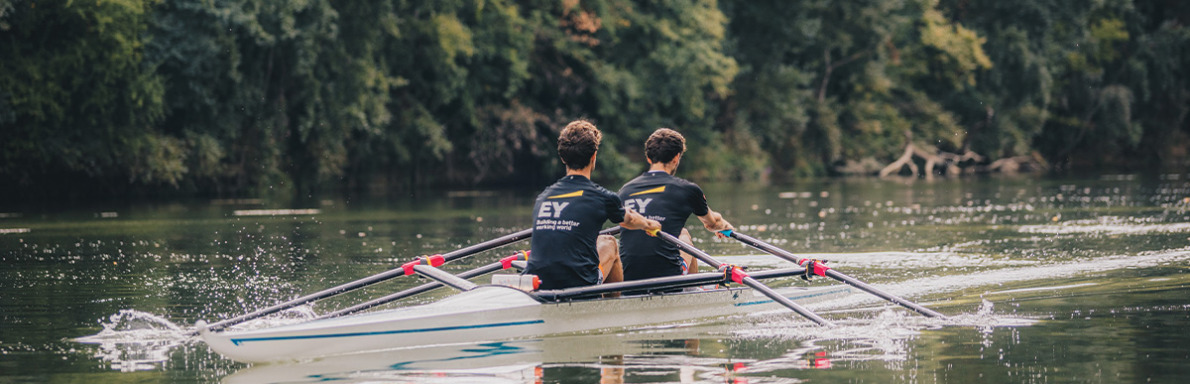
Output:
[986, 154, 1045, 173]
[879, 142, 921, 177]
[878, 131, 988, 178]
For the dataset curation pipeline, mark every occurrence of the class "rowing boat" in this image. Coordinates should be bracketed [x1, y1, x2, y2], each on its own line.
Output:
[199, 283, 853, 363]
[196, 228, 942, 363]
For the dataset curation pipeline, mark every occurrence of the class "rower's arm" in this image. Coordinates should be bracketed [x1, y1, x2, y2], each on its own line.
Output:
[697, 209, 734, 233]
[620, 208, 662, 236]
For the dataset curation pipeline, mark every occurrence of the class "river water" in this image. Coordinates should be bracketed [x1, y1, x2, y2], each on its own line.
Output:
[2, 174, 1189, 383]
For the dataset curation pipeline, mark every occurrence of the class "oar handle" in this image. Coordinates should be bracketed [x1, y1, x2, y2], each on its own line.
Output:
[727, 231, 947, 319]
[658, 231, 835, 326]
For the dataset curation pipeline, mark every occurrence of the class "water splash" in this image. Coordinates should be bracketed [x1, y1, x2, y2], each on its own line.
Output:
[224, 305, 319, 331]
[732, 295, 1037, 369]
[73, 306, 318, 371]
[75, 309, 187, 342]
[73, 310, 190, 372]
[733, 309, 924, 364]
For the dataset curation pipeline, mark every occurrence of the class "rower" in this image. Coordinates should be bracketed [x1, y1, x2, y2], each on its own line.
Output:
[523, 120, 661, 290]
[618, 128, 734, 282]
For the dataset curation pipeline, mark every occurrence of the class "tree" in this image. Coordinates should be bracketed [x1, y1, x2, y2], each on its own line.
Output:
[723, 0, 990, 178]
[1, 0, 167, 195]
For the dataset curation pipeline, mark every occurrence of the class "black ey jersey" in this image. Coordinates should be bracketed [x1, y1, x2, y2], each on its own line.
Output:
[617, 171, 710, 281]
[524, 175, 626, 290]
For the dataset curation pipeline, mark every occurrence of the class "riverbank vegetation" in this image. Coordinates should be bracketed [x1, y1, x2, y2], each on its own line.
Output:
[2, 0, 1187, 198]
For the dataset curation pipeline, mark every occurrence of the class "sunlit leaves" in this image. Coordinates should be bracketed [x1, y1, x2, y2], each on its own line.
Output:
[918, 0, 992, 88]
[1090, 18, 1128, 62]
[433, 14, 476, 64]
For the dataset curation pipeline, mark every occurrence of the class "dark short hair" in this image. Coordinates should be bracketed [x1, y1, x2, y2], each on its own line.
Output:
[645, 128, 686, 163]
[558, 120, 602, 170]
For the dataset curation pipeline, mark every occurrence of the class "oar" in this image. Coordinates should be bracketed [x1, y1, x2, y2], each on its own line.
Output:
[195, 228, 535, 333]
[657, 231, 835, 326]
[316, 226, 624, 319]
[537, 266, 812, 300]
[724, 230, 947, 319]
[318, 252, 528, 319]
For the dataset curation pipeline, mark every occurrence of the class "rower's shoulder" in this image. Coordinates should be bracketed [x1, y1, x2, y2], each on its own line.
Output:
[589, 183, 622, 202]
[668, 175, 704, 193]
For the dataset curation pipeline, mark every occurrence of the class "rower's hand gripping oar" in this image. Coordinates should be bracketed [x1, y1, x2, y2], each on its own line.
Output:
[721, 230, 946, 319]
[656, 231, 835, 326]
[192, 228, 536, 335]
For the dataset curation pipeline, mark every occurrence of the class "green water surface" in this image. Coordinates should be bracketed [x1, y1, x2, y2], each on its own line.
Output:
[2, 174, 1189, 383]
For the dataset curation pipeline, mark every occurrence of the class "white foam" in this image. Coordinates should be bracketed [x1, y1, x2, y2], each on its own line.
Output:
[233, 209, 321, 216]
[1020, 216, 1190, 235]
[73, 310, 189, 372]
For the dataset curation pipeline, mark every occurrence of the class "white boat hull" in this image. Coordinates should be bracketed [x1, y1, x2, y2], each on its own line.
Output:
[200, 284, 852, 363]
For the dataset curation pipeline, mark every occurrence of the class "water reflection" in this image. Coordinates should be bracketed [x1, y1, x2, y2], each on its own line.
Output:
[6, 175, 1190, 382]
[217, 335, 809, 384]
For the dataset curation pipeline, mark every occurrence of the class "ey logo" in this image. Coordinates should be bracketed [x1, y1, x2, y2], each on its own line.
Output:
[624, 198, 652, 214]
[537, 201, 570, 218]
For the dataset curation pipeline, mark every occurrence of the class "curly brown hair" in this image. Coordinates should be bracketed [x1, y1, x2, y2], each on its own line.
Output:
[558, 120, 602, 170]
[645, 128, 686, 164]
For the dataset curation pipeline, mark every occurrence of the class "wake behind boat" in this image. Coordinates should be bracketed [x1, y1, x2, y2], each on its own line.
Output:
[199, 284, 853, 363]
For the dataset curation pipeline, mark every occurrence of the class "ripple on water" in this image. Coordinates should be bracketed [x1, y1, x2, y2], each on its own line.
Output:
[1019, 216, 1190, 235]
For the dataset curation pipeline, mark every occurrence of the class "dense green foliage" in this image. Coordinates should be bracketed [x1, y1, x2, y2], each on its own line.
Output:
[1, 0, 1187, 197]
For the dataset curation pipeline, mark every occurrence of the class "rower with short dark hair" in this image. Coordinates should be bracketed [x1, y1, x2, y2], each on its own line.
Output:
[524, 120, 662, 290]
[618, 128, 734, 281]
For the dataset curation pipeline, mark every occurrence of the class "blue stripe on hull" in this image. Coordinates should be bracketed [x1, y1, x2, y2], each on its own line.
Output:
[230, 320, 545, 345]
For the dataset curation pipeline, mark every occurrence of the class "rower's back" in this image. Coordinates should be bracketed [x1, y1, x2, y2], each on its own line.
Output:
[618, 171, 708, 281]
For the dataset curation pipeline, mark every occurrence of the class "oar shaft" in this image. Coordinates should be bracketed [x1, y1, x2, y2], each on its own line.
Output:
[658, 231, 834, 326]
[201, 228, 534, 332]
[440, 228, 534, 262]
[537, 267, 810, 300]
[740, 277, 834, 325]
[318, 262, 505, 319]
[728, 231, 946, 319]
[200, 268, 408, 332]
[254, 226, 624, 323]
[657, 232, 724, 269]
[823, 269, 946, 318]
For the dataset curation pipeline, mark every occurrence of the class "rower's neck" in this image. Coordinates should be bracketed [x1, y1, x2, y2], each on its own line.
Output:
[648, 162, 677, 175]
[566, 167, 593, 179]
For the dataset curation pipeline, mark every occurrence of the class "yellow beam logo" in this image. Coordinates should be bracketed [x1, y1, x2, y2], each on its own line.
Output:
[629, 186, 666, 196]
[548, 190, 584, 199]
